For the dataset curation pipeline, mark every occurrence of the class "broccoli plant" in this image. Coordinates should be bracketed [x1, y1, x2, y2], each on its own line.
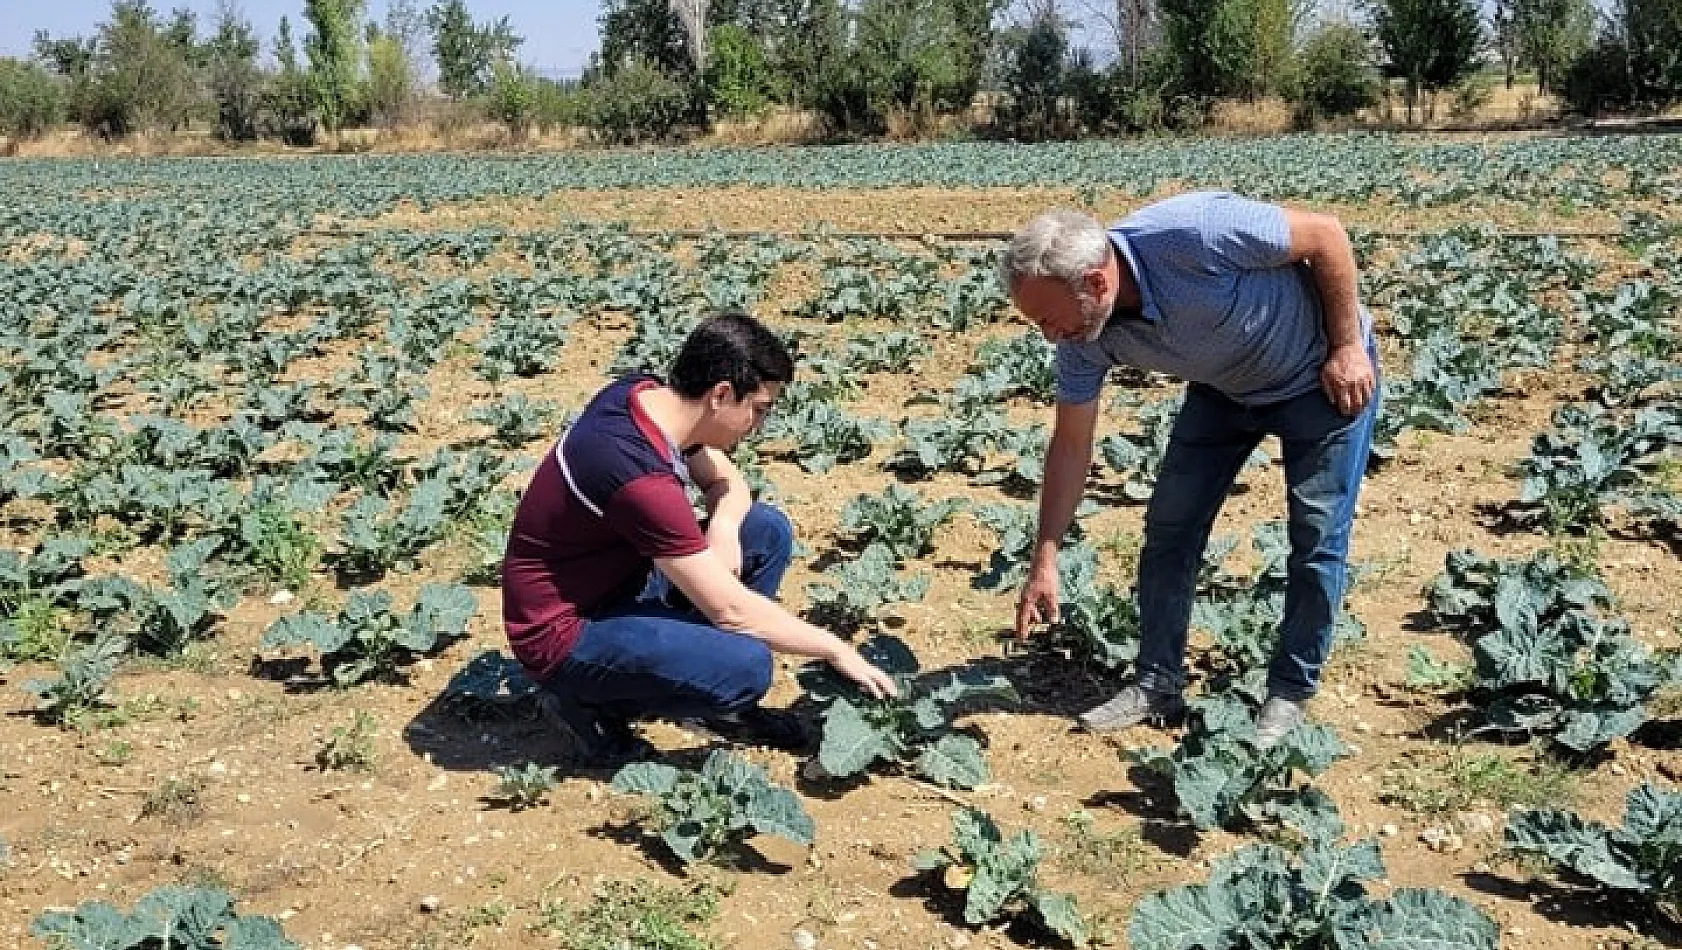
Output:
[1425, 548, 1676, 751]
[469, 394, 561, 449]
[798, 636, 1017, 789]
[844, 330, 928, 374]
[339, 349, 428, 432]
[888, 403, 1007, 478]
[123, 538, 241, 657]
[952, 331, 1057, 404]
[260, 584, 478, 686]
[1513, 403, 1682, 536]
[1128, 690, 1350, 840]
[911, 808, 1087, 945]
[23, 632, 127, 727]
[31, 884, 298, 950]
[490, 762, 560, 810]
[783, 401, 891, 474]
[804, 544, 929, 632]
[1128, 838, 1498, 950]
[611, 749, 814, 865]
[476, 315, 570, 381]
[1051, 542, 1141, 671]
[1505, 781, 1681, 919]
[839, 484, 966, 564]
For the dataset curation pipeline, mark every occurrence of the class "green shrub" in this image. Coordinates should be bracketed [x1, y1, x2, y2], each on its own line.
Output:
[0, 58, 64, 138]
[583, 59, 691, 144]
[1293, 20, 1379, 123]
[704, 24, 776, 120]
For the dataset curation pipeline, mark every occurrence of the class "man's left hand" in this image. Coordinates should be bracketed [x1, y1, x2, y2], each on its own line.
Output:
[1321, 343, 1376, 417]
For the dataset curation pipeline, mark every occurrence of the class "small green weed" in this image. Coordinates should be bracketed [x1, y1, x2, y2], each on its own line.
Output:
[1380, 745, 1576, 816]
[316, 710, 378, 771]
[1059, 809, 1148, 881]
[140, 775, 206, 826]
[534, 878, 722, 950]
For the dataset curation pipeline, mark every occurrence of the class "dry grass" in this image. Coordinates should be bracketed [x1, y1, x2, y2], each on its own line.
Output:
[706, 108, 828, 146]
[1207, 97, 1298, 136]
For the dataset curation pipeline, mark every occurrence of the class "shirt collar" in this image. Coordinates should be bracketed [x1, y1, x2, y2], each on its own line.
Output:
[1108, 229, 1160, 324]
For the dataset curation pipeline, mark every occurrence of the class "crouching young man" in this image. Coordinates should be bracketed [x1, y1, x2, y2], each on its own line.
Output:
[502, 313, 898, 766]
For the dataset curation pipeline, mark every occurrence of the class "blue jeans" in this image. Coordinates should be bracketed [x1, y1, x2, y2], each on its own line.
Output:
[1133, 378, 1379, 702]
[543, 501, 794, 721]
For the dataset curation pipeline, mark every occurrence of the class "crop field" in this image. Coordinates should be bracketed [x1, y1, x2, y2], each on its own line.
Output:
[1, 135, 1681, 950]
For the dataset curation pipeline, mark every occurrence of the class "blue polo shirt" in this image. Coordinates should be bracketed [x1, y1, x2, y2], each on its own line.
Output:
[1054, 191, 1372, 407]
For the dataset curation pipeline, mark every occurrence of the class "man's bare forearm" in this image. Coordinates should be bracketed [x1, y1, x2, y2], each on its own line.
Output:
[1034, 431, 1092, 561]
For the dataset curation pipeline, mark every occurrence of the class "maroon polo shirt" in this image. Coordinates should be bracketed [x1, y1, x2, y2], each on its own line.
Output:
[501, 375, 708, 682]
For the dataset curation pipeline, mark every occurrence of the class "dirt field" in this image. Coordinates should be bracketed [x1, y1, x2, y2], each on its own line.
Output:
[1, 171, 1679, 950]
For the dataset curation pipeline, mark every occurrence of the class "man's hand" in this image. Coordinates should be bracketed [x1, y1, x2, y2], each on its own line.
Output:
[1015, 558, 1061, 641]
[1321, 342, 1375, 417]
[829, 644, 900, 699]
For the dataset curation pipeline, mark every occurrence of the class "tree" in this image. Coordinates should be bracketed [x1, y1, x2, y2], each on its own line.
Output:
[266, 15, 317, 144]
[1294, 18, 1380, 121]
[81, 1, 203, 134]
[1369, 0, 1484, 120]
[995, 10, 1070, 139]
[855, 0, 967, 125]
[366, 28, 416, 125]
[598, 0, 692, 76]
[1512, 0, 1596, 92]
[1159, 0, 1299, 99]
[302, 0, 365, 131]
[0, 58, 66, 137]
[204, 1, 262, 140]
[427, 0, 524, 98]
[703, 23, 775, 117]
[33, 31, 96, 78]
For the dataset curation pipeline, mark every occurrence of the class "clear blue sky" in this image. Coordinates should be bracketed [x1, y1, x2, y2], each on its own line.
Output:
[0, 0, 601, 78]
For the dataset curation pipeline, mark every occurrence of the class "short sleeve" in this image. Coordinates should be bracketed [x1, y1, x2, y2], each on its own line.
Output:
[1055, 341, 1109, 405]
[1200, 193, 1293, 271]
[604, 474, 709, 559]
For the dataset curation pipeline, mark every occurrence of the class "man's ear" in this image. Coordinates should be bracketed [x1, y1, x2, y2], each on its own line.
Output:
[707, 380, 736, 410]
[1083, 265, 1109, 300]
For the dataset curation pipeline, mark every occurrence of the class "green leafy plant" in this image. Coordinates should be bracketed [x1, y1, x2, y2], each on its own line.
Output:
[911, 808, 1087, 945]
[838, 484, 966, 564]
[1129, 690, 1350, 840]
[804, 544, 929, 632]
[260, 584, 478, 686]
[491, 762, 560, 809]
[798, 636, 1016, 789]
[1128, 838, 1498, 950]
[610, 749, 815, 865]
[470, 393, 561, 448]
[1505, 781, 1681, 920]
[535, 877, 722, 950]
[1425, 548, 1677, 751]
[23, 632, 126, 727]
[31, 884, 297, 950]
[315, 710, 377, 771]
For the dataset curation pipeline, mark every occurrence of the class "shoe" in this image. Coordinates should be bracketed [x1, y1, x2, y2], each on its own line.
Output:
[1254, 695, 1309, 750]
[1077, 685, 1186, 732]
[696, 705, 811, 753]
[537, 692, 655, 768]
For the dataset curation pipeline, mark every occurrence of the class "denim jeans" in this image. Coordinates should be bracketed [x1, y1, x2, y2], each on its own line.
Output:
[1133, 376, 1379, 702]
[542, 501, 794, 721]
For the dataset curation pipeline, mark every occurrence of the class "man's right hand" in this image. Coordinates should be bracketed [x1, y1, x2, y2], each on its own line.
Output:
[829, 644, 900, 700]
[1015, 558, 1061, 641]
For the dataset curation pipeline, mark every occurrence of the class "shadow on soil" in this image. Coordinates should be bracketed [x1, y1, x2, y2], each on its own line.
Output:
[1461, 872, 1682, 944]
[1083, 764, 1200, 858]
[585, 818, 799, 876]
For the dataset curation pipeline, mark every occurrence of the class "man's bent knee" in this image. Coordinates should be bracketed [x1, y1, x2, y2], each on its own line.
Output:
[743, 502, 795, 558]
[708, 637, 774, 712]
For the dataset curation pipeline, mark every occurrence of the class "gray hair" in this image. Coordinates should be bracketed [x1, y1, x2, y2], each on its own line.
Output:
[999, 209, 1111, 290]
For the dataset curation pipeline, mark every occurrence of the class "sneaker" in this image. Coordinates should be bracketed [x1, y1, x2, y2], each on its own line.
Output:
[695, 705, 811, 753]
[1077, 684, 1186, 732]
[536, 692, 654, 768]
[1253, 695, 1309, 750]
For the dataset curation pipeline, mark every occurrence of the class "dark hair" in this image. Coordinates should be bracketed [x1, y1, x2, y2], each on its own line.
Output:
[668, 312, 795, 400]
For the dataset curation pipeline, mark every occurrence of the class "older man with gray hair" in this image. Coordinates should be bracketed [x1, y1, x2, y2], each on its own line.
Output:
[1003, 191, 1379, 748]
